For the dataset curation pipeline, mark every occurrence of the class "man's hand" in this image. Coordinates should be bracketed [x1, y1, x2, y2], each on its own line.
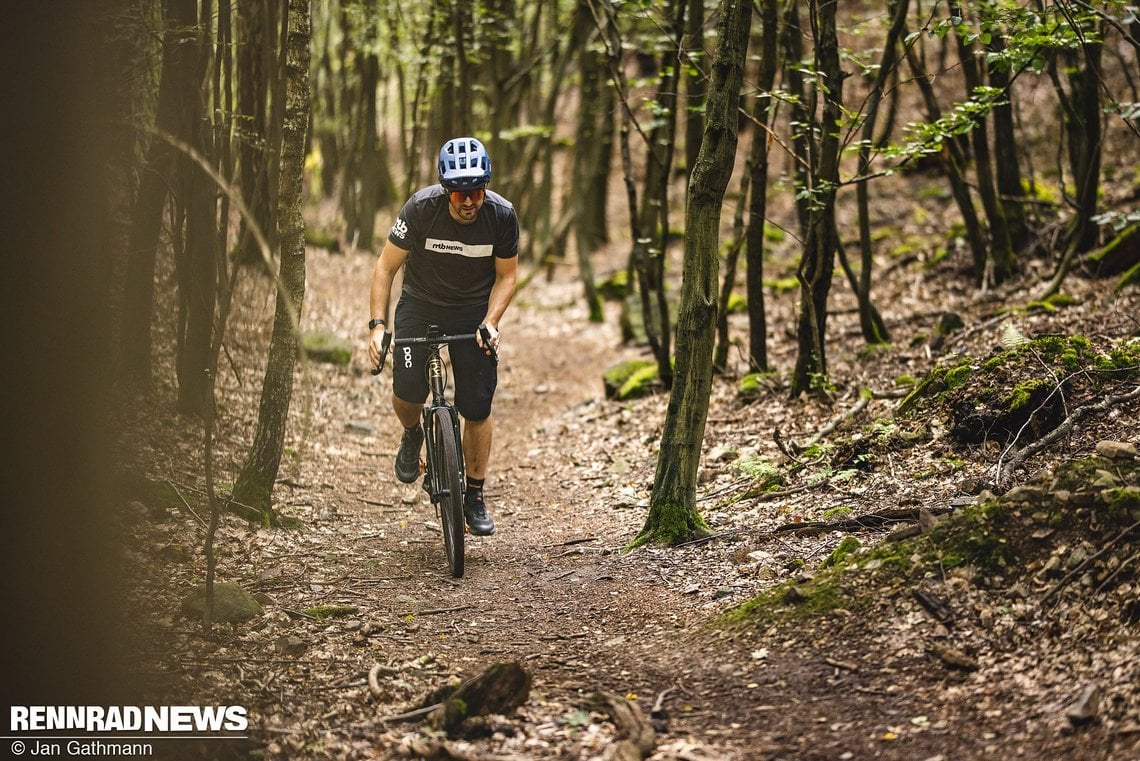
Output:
[367, 328, 390, 373]
[477, 323, 500, 357]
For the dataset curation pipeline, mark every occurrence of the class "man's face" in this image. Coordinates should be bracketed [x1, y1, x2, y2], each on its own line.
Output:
[448, 188, 485, 224]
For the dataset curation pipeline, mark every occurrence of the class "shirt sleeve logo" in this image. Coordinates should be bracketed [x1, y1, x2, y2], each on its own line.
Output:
[391, 217, 408, 240]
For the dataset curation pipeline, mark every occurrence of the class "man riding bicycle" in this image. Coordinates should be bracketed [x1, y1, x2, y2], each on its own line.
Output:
[367, 137, 519, 536]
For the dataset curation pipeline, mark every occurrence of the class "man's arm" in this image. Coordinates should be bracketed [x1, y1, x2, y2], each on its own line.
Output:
[367, 239, 410, 369]
[479, 254, 518, 352]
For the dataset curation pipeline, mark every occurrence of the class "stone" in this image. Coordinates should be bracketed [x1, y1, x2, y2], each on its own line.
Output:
[275, 635, 308, 656]
[1095, 440, 1139, 460]
[180, 582, 263, 623]
[302, 331, 353, 365]
[1065, 684, 1101, 725]
[1092, 469, 1119, 488]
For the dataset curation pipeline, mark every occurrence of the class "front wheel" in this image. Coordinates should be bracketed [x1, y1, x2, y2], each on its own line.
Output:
[431, 407, 465, 578]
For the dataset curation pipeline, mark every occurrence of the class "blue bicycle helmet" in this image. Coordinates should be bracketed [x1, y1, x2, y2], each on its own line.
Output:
[438, 137, 492, 190]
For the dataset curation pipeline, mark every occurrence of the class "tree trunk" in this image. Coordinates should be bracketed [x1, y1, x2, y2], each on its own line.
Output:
[986, 30, 1028, 253]
[633, 0, 688, 391]
[236, 0, 272, 266]
[904, 41, 989, 286]
[744, 0, 779, 373]
[176, 0, 219, 418]
[636, 0, 751, 548]
[232, 0, 311, 522]
[714, 167, 749, 372]
[121, 0, 196, 389]
[354, 0, 387, 251]
[1041, 28, 1105, 298]
[853, 0, 907, 346]
[682, 0, 705, 181]
[570, 0, 608, 322]
[950, 0, 1013, 284]
[790, 0, 842, 397]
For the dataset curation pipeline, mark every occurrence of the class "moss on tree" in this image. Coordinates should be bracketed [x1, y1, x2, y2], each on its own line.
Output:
[628, 495, 710, 549]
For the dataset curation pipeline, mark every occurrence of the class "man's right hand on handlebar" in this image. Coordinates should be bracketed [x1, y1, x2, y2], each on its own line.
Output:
[368, 326, 391, 375]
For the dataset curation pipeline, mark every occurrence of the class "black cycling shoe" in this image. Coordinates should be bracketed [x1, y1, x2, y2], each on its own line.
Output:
[463, 489, 496, 536]
[394, 425, 424, 484]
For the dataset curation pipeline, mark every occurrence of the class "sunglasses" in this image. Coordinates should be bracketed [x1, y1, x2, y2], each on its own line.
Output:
[449, 188, 485, 204]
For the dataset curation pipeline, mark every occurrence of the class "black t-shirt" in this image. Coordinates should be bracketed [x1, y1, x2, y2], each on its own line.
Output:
[387, 185, 519, 309]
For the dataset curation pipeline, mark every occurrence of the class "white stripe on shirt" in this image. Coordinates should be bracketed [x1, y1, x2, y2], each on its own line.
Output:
[425, 238, 494, 258]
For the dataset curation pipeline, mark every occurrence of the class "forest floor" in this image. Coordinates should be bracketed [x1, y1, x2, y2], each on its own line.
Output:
[116, 214, 1140, 760]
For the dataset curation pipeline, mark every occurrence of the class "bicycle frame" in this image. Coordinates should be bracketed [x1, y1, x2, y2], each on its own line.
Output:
[418, 328, 466, 506]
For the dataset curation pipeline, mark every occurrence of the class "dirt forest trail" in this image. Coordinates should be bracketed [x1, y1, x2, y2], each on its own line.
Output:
[295, 246, 772, 757]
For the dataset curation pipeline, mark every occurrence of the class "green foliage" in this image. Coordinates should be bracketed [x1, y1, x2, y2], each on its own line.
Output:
[1025, 292, 1076, 313]
[302, 331, 352, 366]
[821, 537, 861, 568]
[628, 494, 710, 549]
[726, 292, 747, 314]
[822, 506, 854, 521]
[897, 356, 974, 415]
[1119, 262, 1140, 291]
[740, 371, 778, 398]
[943, 363, 973, 389]
[303, 227, 339, 251]
[764, 276, 800, 293]
[603, 359, 656, 399]
[734, 455, 784, 494]
[618, 364, 660, 400]
[723, 575, 849, 626]
[596, 270, 630, 301]
[1003, 379, 1048, 411]
[887, 85, 1008, 162]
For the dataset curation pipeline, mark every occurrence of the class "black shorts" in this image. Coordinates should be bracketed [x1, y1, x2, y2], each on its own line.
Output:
[391, 295, 497, 421]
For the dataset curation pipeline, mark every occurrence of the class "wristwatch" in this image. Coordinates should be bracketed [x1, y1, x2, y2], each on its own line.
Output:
[368, 318, 386, 330]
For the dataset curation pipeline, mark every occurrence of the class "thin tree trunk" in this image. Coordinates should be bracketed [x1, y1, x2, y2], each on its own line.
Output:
[904, 40, 989, 286]
[122, 0, 196, 388]
[570, 0, 607, 322]
[790, 0, 843, 397]
[636, 0, 751, 548]
[232, 0, 311, 522]
[237, 0, 272, 266]
[853, 0, 907, 345]
[713, 167, 749, 372]
[986, 30, 1028, 253]
[745, 0, 779, 373]
[1043, 24, 1105, 297]
[176, 0, 219, 418]
[683, 0, 705, 181]
[355, 0, 384, 250]
[634, 0, 688, 391]
[950, 0, 1013, 284]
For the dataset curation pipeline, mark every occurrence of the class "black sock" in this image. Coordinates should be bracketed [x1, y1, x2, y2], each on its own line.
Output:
[466, 477, 484, 494]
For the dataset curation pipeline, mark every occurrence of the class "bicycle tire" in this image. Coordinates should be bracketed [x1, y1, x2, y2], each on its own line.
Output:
[431, 407, 465, 578]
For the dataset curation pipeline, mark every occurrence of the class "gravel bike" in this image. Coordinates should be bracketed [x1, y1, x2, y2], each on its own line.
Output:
[373, 324, 496, 578]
